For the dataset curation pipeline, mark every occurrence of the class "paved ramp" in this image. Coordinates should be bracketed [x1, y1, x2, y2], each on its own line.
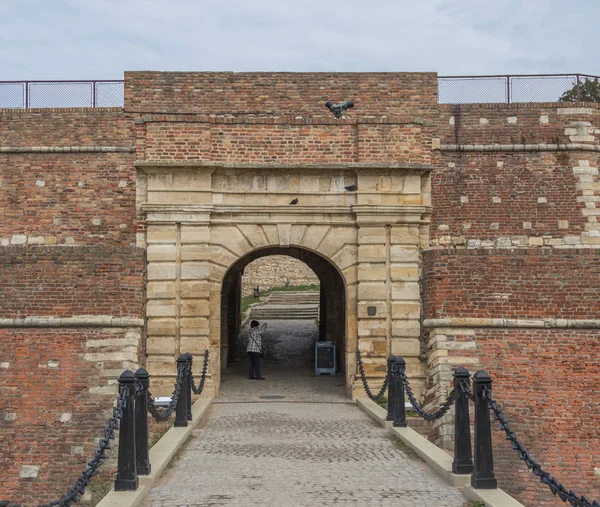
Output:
[141, 368, 469, 507]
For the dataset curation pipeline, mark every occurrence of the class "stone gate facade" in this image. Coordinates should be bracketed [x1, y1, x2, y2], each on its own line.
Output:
[2, 72, 600, 506]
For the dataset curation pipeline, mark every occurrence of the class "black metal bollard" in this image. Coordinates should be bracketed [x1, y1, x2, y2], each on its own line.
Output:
[184, 352, 193, 421]
[174, 354, 189, 428]
[386, 354, 397, 421]
[452, 367, 473, 474]
[392, 356, 407, 428]
[134, 368, 151, 476]
[471, 370, 497, 489]
[115, 370, 139, 491]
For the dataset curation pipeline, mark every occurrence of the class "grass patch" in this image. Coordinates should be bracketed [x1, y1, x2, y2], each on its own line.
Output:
[241, 283, 320, 318]
[471, 502, 485, 507]
[149, 420, 172, 449]
[375, 395, 387, 408]
[86, 472, 113, 506]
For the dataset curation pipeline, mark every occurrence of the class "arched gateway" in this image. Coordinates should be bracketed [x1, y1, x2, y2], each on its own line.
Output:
[137, 161, 431, 398]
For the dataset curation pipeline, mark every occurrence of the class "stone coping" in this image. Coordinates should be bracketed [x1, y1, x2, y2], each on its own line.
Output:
[97, 397, 212, 507]
[0, 146, 136, 153]
[356, 397, 525, 507]
[0, 316, 144, 328]
[423, 318, 600, 329]
[441, 143, 600, 152]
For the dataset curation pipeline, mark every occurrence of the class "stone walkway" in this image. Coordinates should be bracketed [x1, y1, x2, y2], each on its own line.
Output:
[142, 371, 469, 507]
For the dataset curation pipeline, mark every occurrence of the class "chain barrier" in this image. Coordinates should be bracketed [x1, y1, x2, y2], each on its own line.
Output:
[458, 378, 474, 401]
[147, 362, 186, 422]
[355, 350, 388, 401]
[482, 386, 600, 507]
[400, 372, 455, 421]
[190, 350, 209, 396]
[0, 386, 128, 507]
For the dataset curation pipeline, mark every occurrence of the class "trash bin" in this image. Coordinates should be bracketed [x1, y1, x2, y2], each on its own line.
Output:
[315, 341, 336, 376]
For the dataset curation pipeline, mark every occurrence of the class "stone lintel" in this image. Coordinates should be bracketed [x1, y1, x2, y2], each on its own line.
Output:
[441, 143, 600, 153]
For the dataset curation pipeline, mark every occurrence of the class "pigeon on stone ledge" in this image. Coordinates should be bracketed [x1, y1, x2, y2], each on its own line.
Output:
[290, 198, 299, 205]
[345, 185, 357, 191]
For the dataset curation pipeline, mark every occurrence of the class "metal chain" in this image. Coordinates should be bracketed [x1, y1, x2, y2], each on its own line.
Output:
[355, 350, 388, 401]
[482, 386, 600, 507]
[458, 378, 474, 401]
[400, 372, 455, 421]
[1, 387, 128, 507]
[190, 350, 209, 396]
[147, 362, 186, 422]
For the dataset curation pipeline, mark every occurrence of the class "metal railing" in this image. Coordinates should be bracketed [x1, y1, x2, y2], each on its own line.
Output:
[438, 73, 600, 104]
[0, 80, 124, 108]
[1, 74, 599, 109]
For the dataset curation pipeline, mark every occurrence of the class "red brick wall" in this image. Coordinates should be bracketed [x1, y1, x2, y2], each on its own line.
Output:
[423, 249, 600, 319]
[0, 108, 133, 146]
[0, 109, 137, 246]
[124, 71, 438, 116]
[431, 104, 599, 243]
[445, 328, 600, 507]
[0, 246, 145, 318]
[0, 328, 141, 505]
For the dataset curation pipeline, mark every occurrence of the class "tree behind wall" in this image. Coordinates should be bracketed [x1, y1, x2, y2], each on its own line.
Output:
[559, 77, 600, 102]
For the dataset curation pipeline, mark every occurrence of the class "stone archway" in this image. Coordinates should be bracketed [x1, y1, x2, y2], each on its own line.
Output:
[220, 246, 346, 377]
[137, 162, 431, 399]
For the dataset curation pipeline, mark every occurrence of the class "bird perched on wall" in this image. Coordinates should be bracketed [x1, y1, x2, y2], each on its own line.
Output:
[345, 185, 357, 191]
[290, 198, 299, 205]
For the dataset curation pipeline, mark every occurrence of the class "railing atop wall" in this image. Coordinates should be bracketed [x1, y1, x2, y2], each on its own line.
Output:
[438, 73, 600, 104]
[1, 74, 599, 109]
[0, 80, 124, 108]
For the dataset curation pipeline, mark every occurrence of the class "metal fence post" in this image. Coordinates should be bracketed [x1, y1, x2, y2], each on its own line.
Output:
[471, 370, 497, 489]
[174, 354, 189, 428]
[185, 352, 193, 421]
[115, 370, 138, 491]
[386, 354, 396, 421]
[134, 368, 151, 476]
[392, 357, 407, 428]
[452, 367, 473, 474]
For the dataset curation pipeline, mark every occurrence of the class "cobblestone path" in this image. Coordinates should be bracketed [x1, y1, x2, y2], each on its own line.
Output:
[142, 401, 469, 507]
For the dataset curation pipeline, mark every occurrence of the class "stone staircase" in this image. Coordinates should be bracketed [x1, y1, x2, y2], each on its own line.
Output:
[249, 291, 320, 320]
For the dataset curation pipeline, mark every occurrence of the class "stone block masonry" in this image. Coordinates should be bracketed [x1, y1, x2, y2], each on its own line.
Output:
[241, 255, 319, 295]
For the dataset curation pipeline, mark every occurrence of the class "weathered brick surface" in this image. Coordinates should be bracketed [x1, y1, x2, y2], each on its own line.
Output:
[423, 249, 600, 319]
[125, 71, 438, 116]
[0, 108, 134, 146]
[432, 104, 600, 245]
[0, 328, 141, 505]
[438, 102, 600, 145]
[0, 246, 145, 318]
[431, 152, 588, 241]
[446, 328, 600, 507]
[0, 153, 137, 246]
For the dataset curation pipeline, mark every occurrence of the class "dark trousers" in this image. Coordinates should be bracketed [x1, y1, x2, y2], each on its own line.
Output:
[248, 352, 261, 379]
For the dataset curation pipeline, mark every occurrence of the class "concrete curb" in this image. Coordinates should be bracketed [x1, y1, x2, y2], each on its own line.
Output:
[96, 397, 212, 507]
[356, 397, 525, 507]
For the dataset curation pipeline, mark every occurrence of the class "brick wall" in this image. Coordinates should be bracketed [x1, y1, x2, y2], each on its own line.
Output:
[432, 103, 600, 247]
[442, 328, 600, 507]
[0, 109, 137, 247]
[0, 327, 143, 505]
[125, 71, 438, 116]
[0, 246, 145, 318]
[423, 249, 600, 319]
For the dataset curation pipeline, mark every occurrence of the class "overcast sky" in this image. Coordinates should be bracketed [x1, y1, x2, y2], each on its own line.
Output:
[0, 0, 598, 80]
